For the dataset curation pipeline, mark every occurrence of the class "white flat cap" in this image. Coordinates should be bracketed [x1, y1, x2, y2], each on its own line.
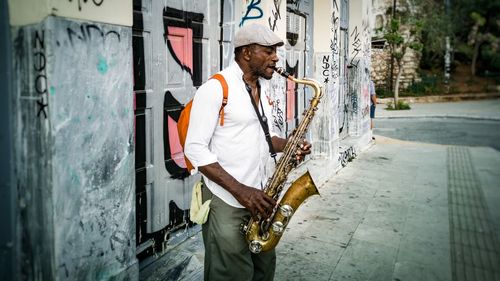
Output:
[234, 24, 284, 48]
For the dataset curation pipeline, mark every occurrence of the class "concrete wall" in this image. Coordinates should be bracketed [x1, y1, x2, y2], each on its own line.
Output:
[8, 0, 132, 26]
[311, 0, 340, 164]
[132, 0, 317, 256]
[9, 0, 136, 279]
[5, 0, 373, 279]
[347, 0, 372, 145]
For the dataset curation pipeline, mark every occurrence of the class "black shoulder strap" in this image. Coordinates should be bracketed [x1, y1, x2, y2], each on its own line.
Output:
[244, 80, 277, 161]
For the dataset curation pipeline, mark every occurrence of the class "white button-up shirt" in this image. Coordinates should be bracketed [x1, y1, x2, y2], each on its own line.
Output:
[184, 61, 277, 208]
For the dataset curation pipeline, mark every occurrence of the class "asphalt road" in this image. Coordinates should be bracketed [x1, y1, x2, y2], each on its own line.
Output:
[374, 117, 500, 151]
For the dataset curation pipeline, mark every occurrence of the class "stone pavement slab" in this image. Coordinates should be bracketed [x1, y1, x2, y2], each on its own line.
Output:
[275, 136, 500, 281]
[140, 136, 500, 281]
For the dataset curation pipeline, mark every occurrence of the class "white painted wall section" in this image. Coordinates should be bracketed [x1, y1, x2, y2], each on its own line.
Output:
[313, 0, 332, 53]
[9, 0, 132, 27]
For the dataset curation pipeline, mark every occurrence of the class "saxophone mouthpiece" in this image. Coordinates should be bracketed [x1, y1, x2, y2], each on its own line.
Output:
[273, 67, 292, 79]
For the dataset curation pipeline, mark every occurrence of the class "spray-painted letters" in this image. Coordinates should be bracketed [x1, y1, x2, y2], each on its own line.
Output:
[33, 30, 49, 119]
[68, 0, 105, 12]
[65, 24, 120, 47]
[268, 0, 282, 31]
[240, 0, 264, 27]
[349, 26, 361, 68]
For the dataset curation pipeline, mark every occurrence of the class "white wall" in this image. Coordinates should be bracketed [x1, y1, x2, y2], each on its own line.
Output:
[313, 1, 332, 53]
[347, 0, 372, 142]
[8, 0, 132, 26]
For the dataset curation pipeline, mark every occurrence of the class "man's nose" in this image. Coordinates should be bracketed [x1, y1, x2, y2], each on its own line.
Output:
[272, 52, 279, 62]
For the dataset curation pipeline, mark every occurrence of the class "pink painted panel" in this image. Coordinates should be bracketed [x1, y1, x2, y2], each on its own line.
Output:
[286, 79, 296, 121]
[167, 26, 193, 75]
[167, 115, 187, 168]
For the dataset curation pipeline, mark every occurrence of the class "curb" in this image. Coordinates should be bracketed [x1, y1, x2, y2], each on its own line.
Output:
[378, 92, 500, 104]
[376, 115, 500, 121]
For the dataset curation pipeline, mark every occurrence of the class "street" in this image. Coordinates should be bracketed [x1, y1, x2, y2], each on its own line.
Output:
[375, 118, 500, 150]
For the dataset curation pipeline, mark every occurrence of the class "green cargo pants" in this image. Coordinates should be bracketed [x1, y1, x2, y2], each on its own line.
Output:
[201, 183, 276, 281]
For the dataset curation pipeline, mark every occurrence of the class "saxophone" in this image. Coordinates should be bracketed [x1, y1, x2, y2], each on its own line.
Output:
[240, 67, 323, 253]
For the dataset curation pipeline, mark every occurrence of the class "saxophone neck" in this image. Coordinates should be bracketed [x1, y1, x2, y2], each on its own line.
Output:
[274, 67, 322, 100]
[274, 67, 292, 79]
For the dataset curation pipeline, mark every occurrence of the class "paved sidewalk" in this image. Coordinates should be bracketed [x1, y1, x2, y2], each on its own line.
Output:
[275, 137, 500, 281]
[376, 99, 500, 120]
[143, 136, 500, 281]
[141, 99, 500, 281]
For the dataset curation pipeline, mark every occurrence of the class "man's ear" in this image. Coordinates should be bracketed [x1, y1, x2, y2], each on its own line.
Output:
[242, 46, 252, 61]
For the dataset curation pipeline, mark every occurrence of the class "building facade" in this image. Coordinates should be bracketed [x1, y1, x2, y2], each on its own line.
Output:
[1, 0, 373, 279]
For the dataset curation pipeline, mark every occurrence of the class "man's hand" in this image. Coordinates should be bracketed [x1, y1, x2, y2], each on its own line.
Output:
[233, 186, 276, 219]
[295, 139, 311, 162]
[199, 163, 276, 219]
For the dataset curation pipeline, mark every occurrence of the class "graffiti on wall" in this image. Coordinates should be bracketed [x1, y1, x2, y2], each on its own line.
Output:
[284, 10, 306, 136]
[67, 0, 105, 12]
[287, 0, 302, 10]
[311, 0, 341, 145]
[131, 0, 316, 261]
[269, 0, 282, 31]
[339, 146, 356, 167]
[349, 26, 361, 68]
[345, 57, 371, 136]
[321, 55, 331, 84]
[54, 18, 134, 276]
[162, 7, 204, 179]
[240, 0, 285, 31]
[270, 48, 287, 135]
[240, 0, 264, 27]
[33, 30, 49, 119]
[313, 52, 334, 157]
[330, 5, 340, 82]
[65, 24, 121, 47]
[13, 16, 136, 279]
[133, 3, 208, 258]
[271, 98, 284, 132]
[329, 0, 341, 140]
[13, 25, 56, 280]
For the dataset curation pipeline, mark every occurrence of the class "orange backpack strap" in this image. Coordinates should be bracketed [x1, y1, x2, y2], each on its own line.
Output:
[210, 73, 228, 126]
[178, 74, 228, 172]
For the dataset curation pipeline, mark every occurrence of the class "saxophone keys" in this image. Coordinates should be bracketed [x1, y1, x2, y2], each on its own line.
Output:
[249, 240, 263, 254]
[279, 204, 294, 218]
[240, 223, 248, 234]
[272, 221, 285, 234]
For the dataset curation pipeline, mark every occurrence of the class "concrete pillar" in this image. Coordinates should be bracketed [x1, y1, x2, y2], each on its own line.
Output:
[312, 0, 341, 162]
[8, 0, 137, 279]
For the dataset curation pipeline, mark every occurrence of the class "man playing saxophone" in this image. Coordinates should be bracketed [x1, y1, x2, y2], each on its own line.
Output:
[184, 23, 311, 281]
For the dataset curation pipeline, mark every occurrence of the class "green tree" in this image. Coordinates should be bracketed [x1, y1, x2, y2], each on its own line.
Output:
[383, 2, 423, 108]
[452, 0, 500, 75]
[467, 12, 499, 75]
[415, 0, 450, 70]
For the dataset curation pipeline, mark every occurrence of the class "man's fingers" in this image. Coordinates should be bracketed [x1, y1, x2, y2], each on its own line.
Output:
[259, 195, 276, 218]
[247, 190, 275, 219]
